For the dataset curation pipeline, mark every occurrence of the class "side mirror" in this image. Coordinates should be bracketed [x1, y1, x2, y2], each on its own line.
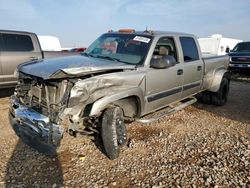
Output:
[150, 55, 177, 69]
[225, 47, 230, 53]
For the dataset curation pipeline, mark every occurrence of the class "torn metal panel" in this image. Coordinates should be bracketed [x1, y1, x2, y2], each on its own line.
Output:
[64, 71, 146, 118]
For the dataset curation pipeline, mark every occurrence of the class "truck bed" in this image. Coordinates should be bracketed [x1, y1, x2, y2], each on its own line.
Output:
[202, 54, 229, 90]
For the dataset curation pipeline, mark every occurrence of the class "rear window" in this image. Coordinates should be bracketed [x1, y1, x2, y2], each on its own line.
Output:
[180, 37, 199, 62]
[2, 33, 34, 52]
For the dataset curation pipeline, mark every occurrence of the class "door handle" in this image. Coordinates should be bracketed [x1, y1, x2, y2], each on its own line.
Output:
[197, 66, 202, 71]
[177, 69, 183, 75]
[30, 57, 38, 61]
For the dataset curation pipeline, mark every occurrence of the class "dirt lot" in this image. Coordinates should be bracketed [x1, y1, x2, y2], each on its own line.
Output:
[0, 76, 249, 187]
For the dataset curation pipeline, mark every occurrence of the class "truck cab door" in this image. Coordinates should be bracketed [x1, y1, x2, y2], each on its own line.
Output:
[0, 33, 42, 85]
[179, 37, 203, 98]
[144, 37, 184, 114]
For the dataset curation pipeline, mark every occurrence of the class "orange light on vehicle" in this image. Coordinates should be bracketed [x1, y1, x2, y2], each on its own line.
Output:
[118, 29, 135, 33]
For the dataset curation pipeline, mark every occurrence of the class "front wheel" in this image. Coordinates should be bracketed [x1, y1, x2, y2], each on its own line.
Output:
[101, 106, 127, 160]
[211, 77, 229, 106]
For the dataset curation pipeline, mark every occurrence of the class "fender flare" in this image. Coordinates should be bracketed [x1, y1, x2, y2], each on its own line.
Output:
[208, 69, 230, 92]
[89, 87, 144, 117]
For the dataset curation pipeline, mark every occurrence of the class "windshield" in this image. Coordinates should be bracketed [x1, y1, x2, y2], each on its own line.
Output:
[232, 42, 250, 52]
[83, 33, 153, 65]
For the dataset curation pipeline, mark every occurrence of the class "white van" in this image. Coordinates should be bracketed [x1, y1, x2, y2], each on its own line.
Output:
[198, 34, 242, 55]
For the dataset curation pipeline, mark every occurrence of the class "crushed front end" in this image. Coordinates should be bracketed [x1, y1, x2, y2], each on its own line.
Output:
[9, 72, 73, 155]
[9, 68, 131, 155]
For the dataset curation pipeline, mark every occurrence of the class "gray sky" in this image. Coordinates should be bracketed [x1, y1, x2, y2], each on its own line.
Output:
[0, 0, 250, 47]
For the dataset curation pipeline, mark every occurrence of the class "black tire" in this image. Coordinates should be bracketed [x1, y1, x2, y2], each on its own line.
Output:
[201, 91, 212, 104]
[101, 106, 127, 160]
[211, 78, 229, 106]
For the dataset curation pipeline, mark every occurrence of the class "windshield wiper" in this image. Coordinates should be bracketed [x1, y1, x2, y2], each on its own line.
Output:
[82, 53, 135, 65]
[94, 55, 123, 62]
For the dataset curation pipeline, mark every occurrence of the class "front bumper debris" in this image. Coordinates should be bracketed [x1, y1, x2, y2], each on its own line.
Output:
[9, 95, 63, 155]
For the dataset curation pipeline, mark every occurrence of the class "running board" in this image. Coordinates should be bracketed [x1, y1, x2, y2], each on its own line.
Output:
[137, 97, 197, 124]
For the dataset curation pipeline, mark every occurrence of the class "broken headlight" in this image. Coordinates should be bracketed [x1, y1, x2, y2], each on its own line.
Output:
[68, 86, 89, 108]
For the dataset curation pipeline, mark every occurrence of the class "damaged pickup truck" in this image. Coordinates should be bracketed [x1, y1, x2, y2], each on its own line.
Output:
[9, 29, 230, 159]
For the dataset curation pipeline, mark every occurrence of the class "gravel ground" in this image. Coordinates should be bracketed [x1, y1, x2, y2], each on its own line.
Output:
[0, 77, 249, 187]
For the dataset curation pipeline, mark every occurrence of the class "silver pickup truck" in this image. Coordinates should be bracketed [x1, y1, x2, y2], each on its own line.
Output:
[0, 30, 78, 88]
[9, 29, 230, 159]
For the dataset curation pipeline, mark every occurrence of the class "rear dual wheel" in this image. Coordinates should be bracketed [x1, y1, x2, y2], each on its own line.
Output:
[101, 106, 127, 160]
[211, 78, 229, 106]
[201, 77, 229, 106]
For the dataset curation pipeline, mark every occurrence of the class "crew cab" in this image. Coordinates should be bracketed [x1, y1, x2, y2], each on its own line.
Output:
[228, 41, 250, 74]
[0, 30, 78, 88]
[9, 29, 230, 159]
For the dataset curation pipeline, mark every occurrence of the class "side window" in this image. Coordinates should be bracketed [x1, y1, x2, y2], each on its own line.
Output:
[180, 37, 199, 62]
[153, 37, 178, 61]
[2, 33, 34, 52]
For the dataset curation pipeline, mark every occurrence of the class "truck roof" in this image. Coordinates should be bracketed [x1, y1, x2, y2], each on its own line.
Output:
[108, 30, 194, 37]
[0, 29, 36, 35]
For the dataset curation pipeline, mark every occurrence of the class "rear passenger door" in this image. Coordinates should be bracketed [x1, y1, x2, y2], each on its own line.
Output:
[179, 37, 203, 98]
[0, 33, 41, 84]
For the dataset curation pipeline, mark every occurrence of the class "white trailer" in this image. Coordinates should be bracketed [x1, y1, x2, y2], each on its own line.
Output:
[38, 35, 62, 51]
[198, 34, 242, 56]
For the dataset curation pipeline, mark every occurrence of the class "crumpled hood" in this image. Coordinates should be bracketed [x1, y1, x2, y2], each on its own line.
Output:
[19, 55, 136, 79]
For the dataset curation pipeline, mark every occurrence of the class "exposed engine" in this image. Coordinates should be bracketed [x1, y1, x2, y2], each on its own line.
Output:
[15, 72, 73, 124]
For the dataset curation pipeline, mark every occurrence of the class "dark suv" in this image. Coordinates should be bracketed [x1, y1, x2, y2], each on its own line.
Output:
[229, 42, 250, 74]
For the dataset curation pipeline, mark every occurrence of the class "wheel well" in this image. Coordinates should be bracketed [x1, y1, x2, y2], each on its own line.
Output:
[112, 96, 140, 119]
[209, 70, 231, 92]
